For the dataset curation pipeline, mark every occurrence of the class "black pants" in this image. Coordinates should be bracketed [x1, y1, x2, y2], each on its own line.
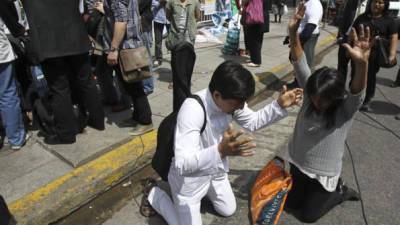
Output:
[395, 67, 400, 84]
[243, 24, 264, 64]
[113, 66, 152, 125]
[350, 51, 380, 105]
[285, 164, 343, 223]
[171, 42, 196, 112]
[302, 34, 319, 68]
[154, 22, 170, 61]
[41, 53, 105, 141]
[337, 36, 351, 82]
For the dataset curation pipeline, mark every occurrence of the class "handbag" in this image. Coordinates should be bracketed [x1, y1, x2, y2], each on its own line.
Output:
[245, 0, 264, 25]
[118, 45, 151, 83]
[165, 7, 189, 50]
[283, 4, 288, 15]
[251, 156, 292, 225]
[377, 37, 397, 68]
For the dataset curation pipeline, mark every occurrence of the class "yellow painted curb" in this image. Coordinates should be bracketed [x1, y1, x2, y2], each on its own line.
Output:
[9, 130, 157, 225]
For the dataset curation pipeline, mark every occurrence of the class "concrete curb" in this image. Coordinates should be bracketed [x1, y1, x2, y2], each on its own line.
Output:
[8, 31, 338, 225]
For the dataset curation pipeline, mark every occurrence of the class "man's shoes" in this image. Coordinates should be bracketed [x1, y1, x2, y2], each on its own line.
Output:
[44, 135, 75, 145]
[390, 81, 400, 88]
[246, 62, 260, 67]
[119, 118, 139, 127]
[359, 103, 371, 112]
[153, 60, 162, 68]
[337, 178, 360, 202]
[283, 36, 290, 45]
[11, 132, 31, 151]
[129, 123, 154, 136]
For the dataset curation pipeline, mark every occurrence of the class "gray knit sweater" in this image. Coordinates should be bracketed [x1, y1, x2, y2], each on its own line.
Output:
[288, 54, 365, 176]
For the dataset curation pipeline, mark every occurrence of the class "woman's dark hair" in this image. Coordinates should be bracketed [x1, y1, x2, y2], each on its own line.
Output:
[306, 67, 347, 129]
[209, 60, 255, 102]
[365, 0, 390, 16]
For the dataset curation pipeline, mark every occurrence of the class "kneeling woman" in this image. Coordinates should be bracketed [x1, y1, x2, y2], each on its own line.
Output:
[285, 3, 375, 223]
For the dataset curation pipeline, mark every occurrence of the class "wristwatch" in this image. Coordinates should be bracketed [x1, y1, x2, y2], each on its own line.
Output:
[110, 46, 119, 52]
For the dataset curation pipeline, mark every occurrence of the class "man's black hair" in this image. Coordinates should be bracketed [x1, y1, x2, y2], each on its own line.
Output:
[209, 60, 255, 102]
[306, 66, 347, 129]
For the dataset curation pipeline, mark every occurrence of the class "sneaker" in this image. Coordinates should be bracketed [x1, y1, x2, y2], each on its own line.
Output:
[337, 178, 360, 202]
[246, 62, 260, 67]
[153, 60, 162, 68]
[129, 123, 154, 136]
[11, 132, 31, 151]
[390, 81, 400, 88]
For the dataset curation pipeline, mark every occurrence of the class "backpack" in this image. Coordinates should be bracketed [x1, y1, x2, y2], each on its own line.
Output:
[152, 95, 207, 181]
[251, 156, 292, 225]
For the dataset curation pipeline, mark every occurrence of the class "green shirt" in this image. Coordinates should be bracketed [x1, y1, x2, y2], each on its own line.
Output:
[166, 0, 200, 42]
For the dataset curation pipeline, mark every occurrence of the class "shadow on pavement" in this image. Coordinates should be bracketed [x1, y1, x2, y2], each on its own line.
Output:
[376, 75, 397, 87]
[155, 67, 172, 83]
[369, 100, 400, 115]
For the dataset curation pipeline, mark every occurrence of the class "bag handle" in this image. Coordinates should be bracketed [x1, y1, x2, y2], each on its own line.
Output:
[188, 95, 207, 133]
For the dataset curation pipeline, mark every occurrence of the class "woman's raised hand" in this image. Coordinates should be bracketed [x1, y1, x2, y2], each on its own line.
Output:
[342, 24, 377, 64]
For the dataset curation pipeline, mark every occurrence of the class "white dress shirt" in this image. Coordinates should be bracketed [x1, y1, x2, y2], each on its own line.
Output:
[170, 88, 289, 179]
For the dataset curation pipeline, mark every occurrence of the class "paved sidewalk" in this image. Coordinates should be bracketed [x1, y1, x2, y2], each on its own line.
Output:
[0, 11, 338, 224]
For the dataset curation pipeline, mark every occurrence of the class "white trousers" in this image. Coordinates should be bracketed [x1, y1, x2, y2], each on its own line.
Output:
[148, 173, 236, 225]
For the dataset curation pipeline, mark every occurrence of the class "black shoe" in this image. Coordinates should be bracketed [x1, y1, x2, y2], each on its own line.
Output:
[390, 81, 400, 88]
[44, 135, 75, 145]
[283, 36, 290, 45]
[337, 178, 360, 202]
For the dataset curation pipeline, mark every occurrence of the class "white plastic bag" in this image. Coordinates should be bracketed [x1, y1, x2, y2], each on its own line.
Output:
[283, 4, 288, 15]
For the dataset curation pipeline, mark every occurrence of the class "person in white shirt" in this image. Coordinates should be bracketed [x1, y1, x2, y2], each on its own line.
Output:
[287, 0, 323, 89]
[140, 61, 303, 224]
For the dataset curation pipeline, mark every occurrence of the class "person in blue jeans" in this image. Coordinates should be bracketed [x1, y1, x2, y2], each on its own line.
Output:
[0, 3, 28, 150]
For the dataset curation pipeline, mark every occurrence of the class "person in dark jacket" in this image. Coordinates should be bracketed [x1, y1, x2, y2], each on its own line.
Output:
[242, 0, 270, 67]
[22, 0, 105, 145]
[337, 0, 366, 82]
